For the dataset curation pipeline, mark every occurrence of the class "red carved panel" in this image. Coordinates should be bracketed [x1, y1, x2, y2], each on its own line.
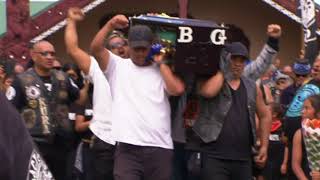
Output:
[0, 0, 94, 65]
[273, 0, 298, 13]
[0, 0, 30, 65]
[30, 0, 92, 38]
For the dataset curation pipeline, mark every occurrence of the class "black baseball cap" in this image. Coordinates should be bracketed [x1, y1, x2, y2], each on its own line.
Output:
[128, 25, 154, 48]
[225, 42, 249, 59]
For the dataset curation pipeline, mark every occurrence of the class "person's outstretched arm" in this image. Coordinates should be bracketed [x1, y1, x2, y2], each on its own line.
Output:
[243, 24, 281, 80]
[65, 7, 91, 74]
[90, 14, 128, 71]
[255, 85, 272, 168]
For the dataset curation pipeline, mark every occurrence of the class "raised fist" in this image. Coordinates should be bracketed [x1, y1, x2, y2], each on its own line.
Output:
[267, 24, 281, 39]
[108, 15, 129, 29]
[67, 7, 84, 22]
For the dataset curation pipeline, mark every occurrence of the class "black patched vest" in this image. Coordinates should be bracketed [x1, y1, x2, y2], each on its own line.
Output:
[18, 68, 72, 143]
[193, 76, 257, 145]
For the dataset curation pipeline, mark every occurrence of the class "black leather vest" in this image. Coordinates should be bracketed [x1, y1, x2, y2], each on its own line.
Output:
[193, 76, 257, 145]
[18, 68, 71, 143]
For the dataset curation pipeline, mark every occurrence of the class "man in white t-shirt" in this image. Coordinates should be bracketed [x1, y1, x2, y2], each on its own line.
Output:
[65, 8, 115, 180]
[66, 8, 185, 180]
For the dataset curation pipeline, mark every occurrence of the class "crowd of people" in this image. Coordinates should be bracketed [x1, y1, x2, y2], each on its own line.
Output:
[1, 7, 320, 180]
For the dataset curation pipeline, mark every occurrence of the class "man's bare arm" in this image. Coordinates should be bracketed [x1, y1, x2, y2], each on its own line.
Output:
[254, 85, 272, 168]
[152, 54, 185, 96]
[159, 64, 185, 96]
[198, 71, 224, 98]
[256, 85, 272, 149]
[65, 7, 91, 74]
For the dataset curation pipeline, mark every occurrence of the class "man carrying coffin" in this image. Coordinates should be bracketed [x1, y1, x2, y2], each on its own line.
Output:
[66, 7, 186, 180]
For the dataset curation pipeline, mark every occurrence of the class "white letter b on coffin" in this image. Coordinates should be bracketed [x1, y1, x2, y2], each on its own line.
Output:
[178, 27, 193, 43]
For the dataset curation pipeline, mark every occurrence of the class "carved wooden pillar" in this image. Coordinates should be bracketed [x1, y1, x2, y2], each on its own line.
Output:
[0, 0, 30, 64]
[179, 0, 188, 18]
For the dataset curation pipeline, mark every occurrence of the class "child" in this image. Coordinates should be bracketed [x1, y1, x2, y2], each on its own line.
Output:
[262, 103, 289, 180]
[292, 95, 320, 180]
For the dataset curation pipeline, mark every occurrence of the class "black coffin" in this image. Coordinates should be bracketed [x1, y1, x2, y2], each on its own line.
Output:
[130, 15, 227, 75]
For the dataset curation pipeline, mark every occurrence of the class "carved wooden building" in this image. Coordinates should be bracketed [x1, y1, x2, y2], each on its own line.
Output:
[0, 0, 319, 65]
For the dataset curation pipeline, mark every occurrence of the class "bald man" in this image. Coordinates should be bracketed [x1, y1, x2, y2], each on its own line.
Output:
[10, 40, 79, 180]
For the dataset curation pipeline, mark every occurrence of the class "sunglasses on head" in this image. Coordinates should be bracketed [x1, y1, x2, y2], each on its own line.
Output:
[109, 41, 127, 49]
[34, 51, 56, 57]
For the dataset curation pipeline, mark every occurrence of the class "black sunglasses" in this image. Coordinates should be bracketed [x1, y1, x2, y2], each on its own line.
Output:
[34, 51, 56, 57]
[295, 74, 308, 77]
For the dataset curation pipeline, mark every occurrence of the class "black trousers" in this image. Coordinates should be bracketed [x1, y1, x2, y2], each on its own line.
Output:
[262, 154, 287, 180]
[114, 143, 173, 180]
[79, 142, 95, 180]
[173, 143, 201, 180]
[201, 154, 252, 180]
[36, 142, 70, 180]
[91, 137, 115, 180]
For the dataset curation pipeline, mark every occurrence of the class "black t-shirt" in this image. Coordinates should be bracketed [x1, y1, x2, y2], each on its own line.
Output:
[40, 75, 52, 92]
[203, 80, 252, 160]
[0, 92, 53, 180]
[11, 72, 79, 111]
[74, 99, 94, 140]
[268, 121, 285, 163]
